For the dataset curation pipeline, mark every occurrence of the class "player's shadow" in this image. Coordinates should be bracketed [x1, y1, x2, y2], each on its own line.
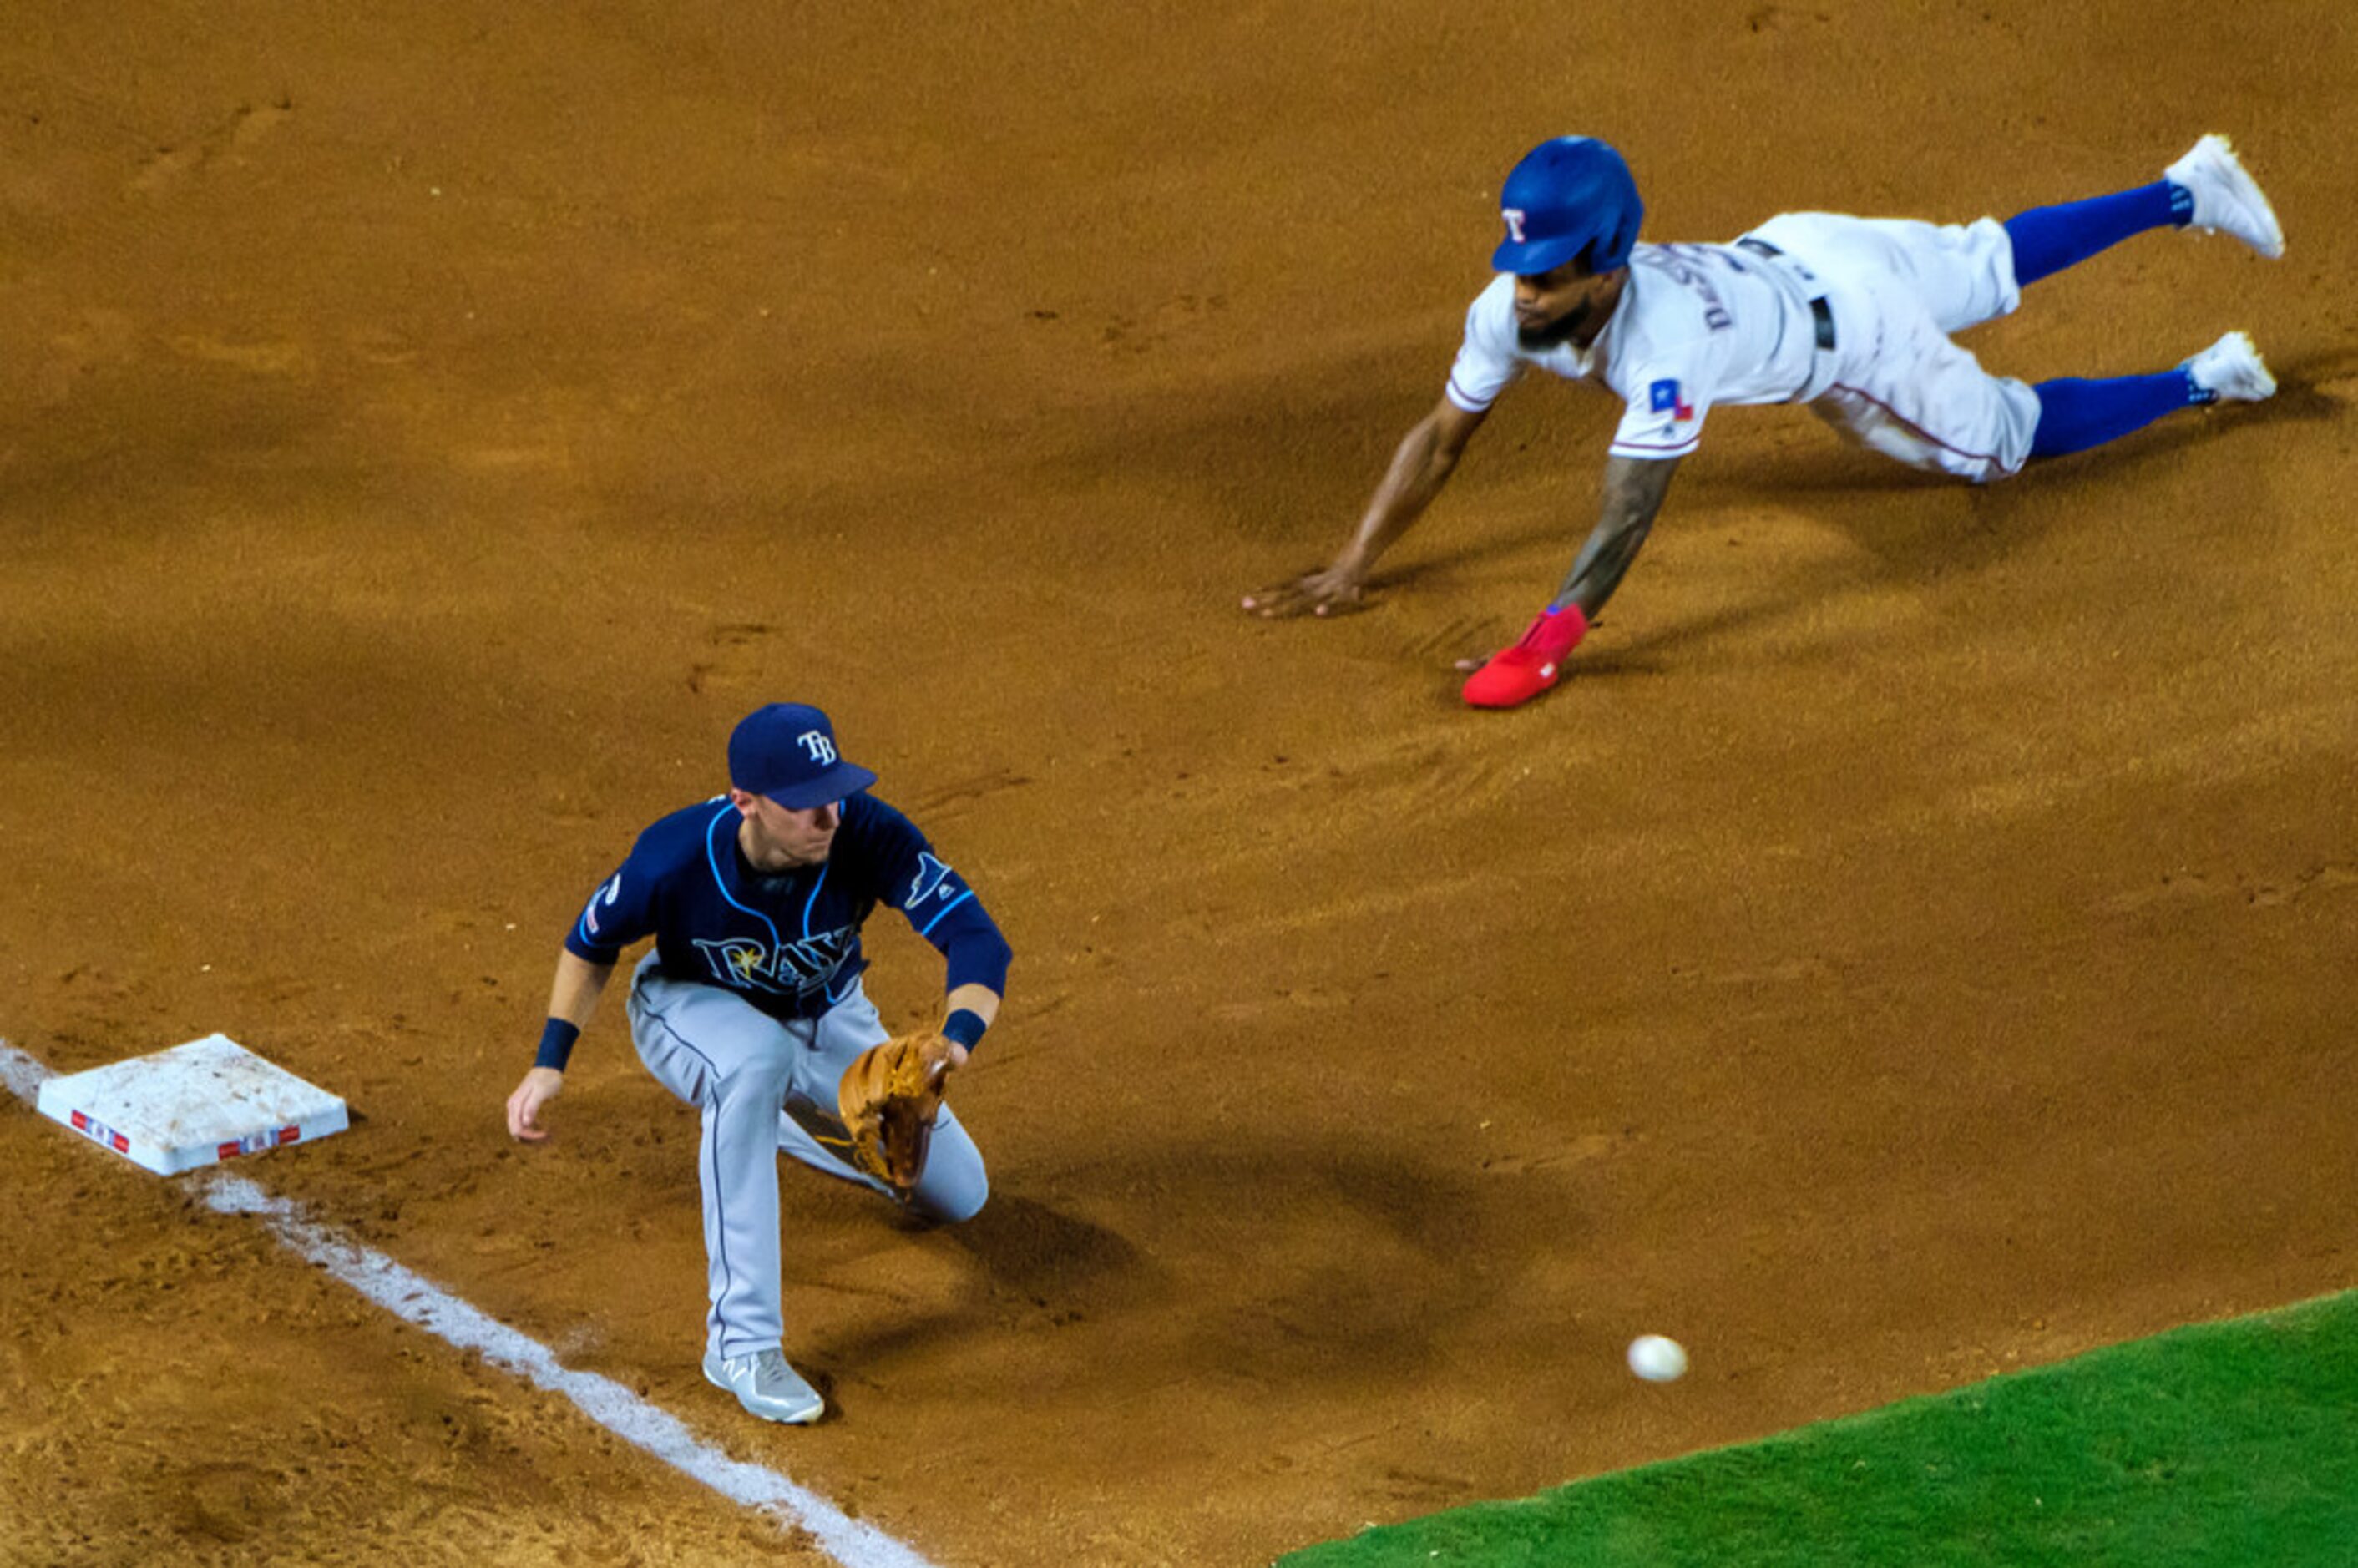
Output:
[1567, 367, 2344, 670]
[802, 1137, 1579, 1393]
[1574, 602, 1793, 675]
[1768, 365, 2339, 571]
[1110, 1139, 1581, 1389]
[941, 1190, 1143, 1297]
[793, 1191, 1152, 1375]
[2239, 346, 2355, 422]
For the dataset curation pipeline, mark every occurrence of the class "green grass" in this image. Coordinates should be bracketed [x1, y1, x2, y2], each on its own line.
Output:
[1280, 1291, 2358, 1567]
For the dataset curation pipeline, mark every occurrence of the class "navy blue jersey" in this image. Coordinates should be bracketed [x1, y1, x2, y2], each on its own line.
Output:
[564, 793, 1009, 1021]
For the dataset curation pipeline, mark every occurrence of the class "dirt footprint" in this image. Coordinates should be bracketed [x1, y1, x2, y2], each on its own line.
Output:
[129, 99, 293, 195]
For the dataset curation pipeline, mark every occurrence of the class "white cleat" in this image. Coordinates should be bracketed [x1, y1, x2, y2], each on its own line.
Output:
[2181, 331, 2277, 403]
[703, 1348, 825, 1424]
[2165, 134, 2285, 259]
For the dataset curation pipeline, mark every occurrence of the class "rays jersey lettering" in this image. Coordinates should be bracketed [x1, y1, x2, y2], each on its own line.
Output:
[691, 928, 858, 999]
[562, 792, 984, 1022]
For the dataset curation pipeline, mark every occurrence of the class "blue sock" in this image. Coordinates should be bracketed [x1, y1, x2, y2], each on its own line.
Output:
[2004, 180, 2191, 288]
[2028, 370, 2207, 459]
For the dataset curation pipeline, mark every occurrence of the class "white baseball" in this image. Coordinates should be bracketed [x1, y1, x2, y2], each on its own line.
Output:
[1627, 1334, 1688, 1382]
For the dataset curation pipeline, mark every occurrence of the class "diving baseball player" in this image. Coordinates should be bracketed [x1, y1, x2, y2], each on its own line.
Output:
[1243, 134, 2286, 707]
[503, 701, 1013, 1424]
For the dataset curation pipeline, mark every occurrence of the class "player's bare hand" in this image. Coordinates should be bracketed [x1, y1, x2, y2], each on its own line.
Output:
[506, 1067, 565, 1142]
[1241, 565, 1369, 620]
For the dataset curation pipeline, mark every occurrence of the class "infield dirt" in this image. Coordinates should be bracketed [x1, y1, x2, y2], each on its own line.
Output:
[3, 3, 2353, 1564]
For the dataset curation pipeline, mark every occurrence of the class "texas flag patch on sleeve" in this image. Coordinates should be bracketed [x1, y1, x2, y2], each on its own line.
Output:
[1611, 374, 1707, 458]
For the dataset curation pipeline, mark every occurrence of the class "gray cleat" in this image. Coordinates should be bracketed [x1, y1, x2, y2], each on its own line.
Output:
[702, 1348, 825, 1424]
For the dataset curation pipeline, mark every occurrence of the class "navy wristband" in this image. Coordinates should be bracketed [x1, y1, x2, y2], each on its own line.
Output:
[534, 1017, 581, 1071]
[941, 1008, 988, 1050]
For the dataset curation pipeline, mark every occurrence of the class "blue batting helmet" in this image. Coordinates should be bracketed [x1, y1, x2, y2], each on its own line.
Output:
[1490, 137, 1644, 276]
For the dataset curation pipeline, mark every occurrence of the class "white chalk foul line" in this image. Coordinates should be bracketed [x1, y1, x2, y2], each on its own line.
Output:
[198, 1176, 939, 1567]
[0, 1039, 937, 1568]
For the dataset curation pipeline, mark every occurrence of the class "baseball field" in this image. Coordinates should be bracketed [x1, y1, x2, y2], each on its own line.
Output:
[3, 3, 2351, 1565]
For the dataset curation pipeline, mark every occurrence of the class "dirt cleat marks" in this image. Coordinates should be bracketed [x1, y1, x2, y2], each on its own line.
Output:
[129, 99, 293, 195]
[1098, 293, 1228, 357]
[2102, 862, 2357, 916]
[895, 767, 1034, 822]
[686, 622, 780, 695]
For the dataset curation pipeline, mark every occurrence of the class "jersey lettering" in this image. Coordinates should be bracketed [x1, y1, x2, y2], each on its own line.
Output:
[566, 794, 1003, 1024]
[1643, 246, 1734, 332]
[691, 927, 858, 997]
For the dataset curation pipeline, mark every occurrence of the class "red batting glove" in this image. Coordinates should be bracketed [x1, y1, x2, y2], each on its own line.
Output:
[1461, 604, 1589, 709]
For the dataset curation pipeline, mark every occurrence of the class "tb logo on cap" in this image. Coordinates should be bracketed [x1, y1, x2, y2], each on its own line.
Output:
[730, 701, 876, 807]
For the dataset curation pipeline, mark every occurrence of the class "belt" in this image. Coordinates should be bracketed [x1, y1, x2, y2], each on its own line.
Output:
[1737, 236, 1836, 352]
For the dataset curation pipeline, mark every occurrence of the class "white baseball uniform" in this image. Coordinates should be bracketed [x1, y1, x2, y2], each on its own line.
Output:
[1444, 215, 2041, 482]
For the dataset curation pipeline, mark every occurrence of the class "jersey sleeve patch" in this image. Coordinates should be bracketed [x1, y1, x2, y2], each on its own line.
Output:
[565, 865, 648, 960]
[562, 832, 666, 962]
[892, 843, 976, 938]
[1609, 370, 1708, 458]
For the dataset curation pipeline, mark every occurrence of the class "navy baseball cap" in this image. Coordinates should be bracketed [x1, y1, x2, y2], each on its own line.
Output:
[728, 703, 877, 809]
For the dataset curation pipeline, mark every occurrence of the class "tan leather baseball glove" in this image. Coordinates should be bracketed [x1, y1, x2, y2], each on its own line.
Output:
[837, 1030, 958, 1193]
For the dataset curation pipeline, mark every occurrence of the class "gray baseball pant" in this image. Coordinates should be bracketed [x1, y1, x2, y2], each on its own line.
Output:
[625, 953, 989, 1358]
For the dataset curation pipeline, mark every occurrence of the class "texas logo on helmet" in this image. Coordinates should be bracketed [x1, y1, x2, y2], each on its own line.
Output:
[1492, 135, 1645, 276]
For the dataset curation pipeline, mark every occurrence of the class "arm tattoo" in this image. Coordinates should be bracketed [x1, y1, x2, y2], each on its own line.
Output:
[1555, 455, 1682, 616]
